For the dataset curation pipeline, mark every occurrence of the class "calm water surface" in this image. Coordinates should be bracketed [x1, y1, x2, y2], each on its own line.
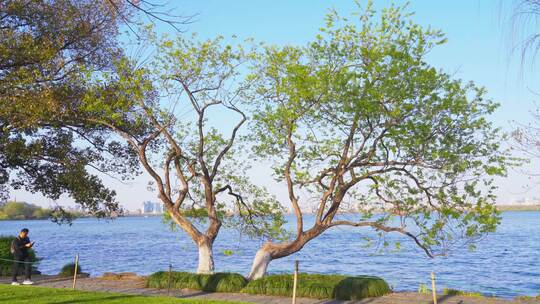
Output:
[0, 212, 538, 298]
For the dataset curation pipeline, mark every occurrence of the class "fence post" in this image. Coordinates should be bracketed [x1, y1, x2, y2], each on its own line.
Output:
[431, 271, 438, 304]
[292, 260, 299, 304]
[72, 253, 79, 290]
[167, 263, 172, 296]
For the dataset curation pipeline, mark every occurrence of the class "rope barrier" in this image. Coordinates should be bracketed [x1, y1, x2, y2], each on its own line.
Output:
[0, 257, 38, 264]
[2, 251, 81, 289]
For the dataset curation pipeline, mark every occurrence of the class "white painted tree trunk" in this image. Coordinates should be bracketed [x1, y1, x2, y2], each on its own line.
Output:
[197, 242, 214, 274]
[247, 248, 272, 280]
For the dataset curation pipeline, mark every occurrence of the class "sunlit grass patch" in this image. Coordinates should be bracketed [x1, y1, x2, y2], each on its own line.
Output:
[0, 284, 247, 304]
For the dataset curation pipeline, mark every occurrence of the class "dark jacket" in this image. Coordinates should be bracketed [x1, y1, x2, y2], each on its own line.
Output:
[11, 236, 30, 258]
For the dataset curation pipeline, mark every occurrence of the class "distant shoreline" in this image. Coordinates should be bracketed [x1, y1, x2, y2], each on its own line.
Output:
[495, 205, 540, 211]
[1, 207, 539, 222]
[0, 213, 164, 221]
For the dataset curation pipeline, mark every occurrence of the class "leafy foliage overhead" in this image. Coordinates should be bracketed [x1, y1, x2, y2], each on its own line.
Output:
[246, 1, 514, 257]
[0, 0, 138, 218]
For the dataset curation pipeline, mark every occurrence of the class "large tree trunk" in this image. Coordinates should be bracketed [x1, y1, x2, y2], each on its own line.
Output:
[247, 242, 299, 280]
[247, 226, 327, 280]
[166, 208, 218, 274]
[247, 247, 273, 280]
[197, 239, 215, 274]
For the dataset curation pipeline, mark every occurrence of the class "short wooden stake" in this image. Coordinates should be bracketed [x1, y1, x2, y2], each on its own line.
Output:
[72, 254, 79, 290]
[167, 263, 172, 296]
[431, 271, 438, 304]
[292, 260, 299, 304]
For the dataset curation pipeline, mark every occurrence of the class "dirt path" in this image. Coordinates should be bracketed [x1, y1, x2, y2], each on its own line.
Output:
[1, 275, 539, 304]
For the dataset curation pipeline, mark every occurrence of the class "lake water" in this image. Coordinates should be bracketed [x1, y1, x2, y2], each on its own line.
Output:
[0, 212, 539, 298]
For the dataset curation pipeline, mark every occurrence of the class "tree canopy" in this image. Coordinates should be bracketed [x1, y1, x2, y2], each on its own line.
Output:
[0, 0, 139, 217]
[0, 0, 517, 278]
[246, 2, 513, 279]
[76, 29, 286, 273]
[0, 200, 82, 220]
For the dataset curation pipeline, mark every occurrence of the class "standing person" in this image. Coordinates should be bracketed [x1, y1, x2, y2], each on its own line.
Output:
[10, 228, 34, 285]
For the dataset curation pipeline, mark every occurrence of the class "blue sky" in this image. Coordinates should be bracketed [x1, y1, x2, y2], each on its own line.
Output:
[11, 0, 540, 209]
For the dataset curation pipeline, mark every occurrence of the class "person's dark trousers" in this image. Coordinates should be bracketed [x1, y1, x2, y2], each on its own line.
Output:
[11, 255, 31, 282]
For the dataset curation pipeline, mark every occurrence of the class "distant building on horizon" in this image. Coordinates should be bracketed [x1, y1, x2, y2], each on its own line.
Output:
[514, 197, 540, 205]
[142, 201, 163, 214]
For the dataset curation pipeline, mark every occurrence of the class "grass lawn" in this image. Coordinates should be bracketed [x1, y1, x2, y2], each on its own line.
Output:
[0, 284, 248, 304]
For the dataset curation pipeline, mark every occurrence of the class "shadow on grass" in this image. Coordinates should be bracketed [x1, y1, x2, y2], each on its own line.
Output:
[202, 273, 230, 292]
[200, 273, 247, 293]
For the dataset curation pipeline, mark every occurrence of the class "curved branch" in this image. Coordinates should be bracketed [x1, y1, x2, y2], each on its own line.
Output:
[328, 220, 435, 258]
[210, 104, 246, 180]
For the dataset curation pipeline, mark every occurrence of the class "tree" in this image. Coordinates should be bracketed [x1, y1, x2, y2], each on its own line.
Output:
[0, 201, 71, 220]
[0, 0, 187, 219]
[510, 0, 540, 68]
[80, 32, 286, 273]
[245, 2, 511, 279]
[512, 101, 540, 179]
[0, 0, 137, 217]
[509, 0, 540, 177]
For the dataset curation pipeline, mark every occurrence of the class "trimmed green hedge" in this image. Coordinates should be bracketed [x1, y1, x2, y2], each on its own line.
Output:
[147, 272, 248, 293]
[0, 236, 39, 276]
[147, 272, 390, 300]
[243, 273, 390, 300]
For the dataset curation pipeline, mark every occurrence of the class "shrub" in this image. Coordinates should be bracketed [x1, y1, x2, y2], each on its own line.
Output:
[418, 283, 430, 294]
[243, 273, 390, 300]
[516, 294, 540, 301]
[59, 262, 82, 277]
[147, 271, 248, 293]
[0, 236, 39, 276]
[442, 288, 482, 297]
